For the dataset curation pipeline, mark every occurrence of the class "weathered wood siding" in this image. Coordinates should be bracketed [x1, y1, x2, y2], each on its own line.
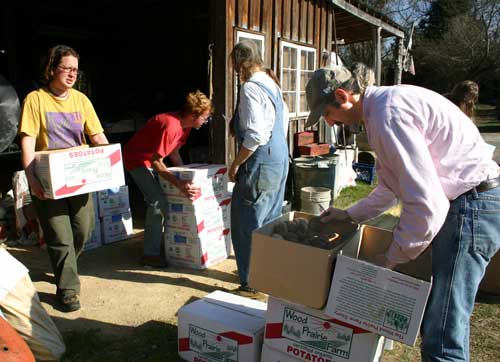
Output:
[211, 0, 335, 164]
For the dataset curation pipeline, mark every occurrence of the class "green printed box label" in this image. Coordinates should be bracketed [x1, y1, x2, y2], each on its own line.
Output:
[64, 158, 112, 186]
[189, 324, 238, 362]
[282, 307, 353, 359]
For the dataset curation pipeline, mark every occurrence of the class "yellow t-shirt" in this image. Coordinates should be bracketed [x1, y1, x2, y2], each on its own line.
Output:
[19, 87, 104, 151]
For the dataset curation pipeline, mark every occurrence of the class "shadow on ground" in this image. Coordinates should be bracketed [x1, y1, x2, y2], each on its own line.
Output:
[58, 318, 182, 362]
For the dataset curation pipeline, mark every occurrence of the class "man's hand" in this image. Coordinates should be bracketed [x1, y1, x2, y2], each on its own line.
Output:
[320, 207, 352, 223]
[176, 180, 200, 200]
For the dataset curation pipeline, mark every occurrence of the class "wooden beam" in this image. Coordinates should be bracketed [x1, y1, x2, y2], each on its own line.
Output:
[238, 0, 249, 29]
[250, 0, 261, 31]
[209, 0, 230, 164]
[373, 26, 381, 86]
[330, 0, 404, 39]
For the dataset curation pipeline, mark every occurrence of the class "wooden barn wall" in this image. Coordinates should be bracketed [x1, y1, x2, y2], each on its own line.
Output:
[220, 0, 334, 163]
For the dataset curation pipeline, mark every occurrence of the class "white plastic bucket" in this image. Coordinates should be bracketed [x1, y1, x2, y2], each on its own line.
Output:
[300, 186, 331, 215]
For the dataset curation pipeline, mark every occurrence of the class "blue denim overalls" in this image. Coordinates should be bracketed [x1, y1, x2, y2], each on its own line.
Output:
[231, 78, 289, 286]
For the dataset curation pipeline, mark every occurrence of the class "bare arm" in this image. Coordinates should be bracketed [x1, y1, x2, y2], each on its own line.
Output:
[229, 146, 254, 182]
[20, 135, 45, 199]
[168, 147, 184, 167]
[89, 132, 109, 145]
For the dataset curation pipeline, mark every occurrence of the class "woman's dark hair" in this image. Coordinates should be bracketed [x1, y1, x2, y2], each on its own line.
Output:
[41, 45, 79, 85]
[449, 80, 479, 119]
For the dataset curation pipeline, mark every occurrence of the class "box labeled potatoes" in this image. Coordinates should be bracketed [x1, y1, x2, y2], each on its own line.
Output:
[34, 144, 125, 199]
[177, 290, 266, 362]
[263, 296, 384, 362]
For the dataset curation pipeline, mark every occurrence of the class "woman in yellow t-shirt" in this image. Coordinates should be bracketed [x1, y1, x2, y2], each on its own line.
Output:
[19, 45, 109, 312]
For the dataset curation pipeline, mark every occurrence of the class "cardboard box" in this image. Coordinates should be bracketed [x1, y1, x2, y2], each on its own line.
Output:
[248, 211, 361, 309]
[324, 226, 432, 346]
[178, 290, 266, 362]
[165, 197, 230, 234]
[35, 144, 125, 199]
[83, 219, 101, 251]
[298, 143, 330, 156]
[159, 163, 228, 199]
[101, 212, 134, 244]
[293, 131, 315, 147]
[263, 296, 384, 362]
[165, 233, 228, 269]
[97, 185, 130, 217]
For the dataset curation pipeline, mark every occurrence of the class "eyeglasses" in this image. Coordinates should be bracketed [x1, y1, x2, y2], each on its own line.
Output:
[57, 66, 79, 74]
[200, 115, 212, 124]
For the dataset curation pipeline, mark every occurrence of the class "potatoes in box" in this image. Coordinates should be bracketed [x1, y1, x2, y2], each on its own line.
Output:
[248, 211, 361, 309]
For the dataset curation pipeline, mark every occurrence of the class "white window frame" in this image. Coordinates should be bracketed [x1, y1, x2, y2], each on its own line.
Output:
[280, 41, 317, 118]
[234, 31, 266, 108]
[235, 31, 265, 59]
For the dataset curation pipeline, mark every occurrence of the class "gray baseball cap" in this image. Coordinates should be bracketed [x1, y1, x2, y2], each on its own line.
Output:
[305, 67, 352, 127]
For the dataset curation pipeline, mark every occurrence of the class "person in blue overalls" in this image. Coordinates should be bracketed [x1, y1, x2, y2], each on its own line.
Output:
[229, 40, 290, 296]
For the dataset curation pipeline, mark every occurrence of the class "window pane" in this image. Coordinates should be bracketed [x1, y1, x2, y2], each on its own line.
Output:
[300, 70, 314, 91]
[283, 47, 291, 68]
[283, 92, 296, 113]
[282, 70, 292, 92]
[299, 92, 308, 113]
[307, 51, 315, 70]
[290, 48, 297, 69]
[301, 50, 307, 70]
[288, 71, 297, 92]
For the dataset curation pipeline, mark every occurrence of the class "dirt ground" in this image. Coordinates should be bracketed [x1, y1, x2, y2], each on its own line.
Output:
[6, 228, 245, 338]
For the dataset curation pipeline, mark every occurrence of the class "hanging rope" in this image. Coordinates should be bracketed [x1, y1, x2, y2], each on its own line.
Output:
[207, 43, 214, 99]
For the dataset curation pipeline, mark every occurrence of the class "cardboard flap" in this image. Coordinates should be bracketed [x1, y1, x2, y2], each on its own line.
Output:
[203, 290, 267, 319]
[357, 225, 432, 282]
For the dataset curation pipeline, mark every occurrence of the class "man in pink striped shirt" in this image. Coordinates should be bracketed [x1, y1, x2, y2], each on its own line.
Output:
[306, 64, 500, 362]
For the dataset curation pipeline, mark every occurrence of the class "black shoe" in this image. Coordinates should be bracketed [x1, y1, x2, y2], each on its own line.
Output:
[141, 255, 169, 268]
[60, 295, 81, 312]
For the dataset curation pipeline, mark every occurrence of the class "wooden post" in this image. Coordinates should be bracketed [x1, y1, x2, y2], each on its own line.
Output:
[394, 37, 404, 85]
[209, 0, 229, 164]
[373, 26, 381, 86]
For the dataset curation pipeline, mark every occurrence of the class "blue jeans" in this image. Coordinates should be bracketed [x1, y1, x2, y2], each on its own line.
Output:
[231, 160, 288, 286]
[421, 187, 500, 361]
[128, 167, 169, 256]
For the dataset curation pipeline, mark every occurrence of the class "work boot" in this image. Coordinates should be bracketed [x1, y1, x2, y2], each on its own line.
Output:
[233, 285, 266, 300]
[60, 294, 81, 312]
[141, 255, 168, 268]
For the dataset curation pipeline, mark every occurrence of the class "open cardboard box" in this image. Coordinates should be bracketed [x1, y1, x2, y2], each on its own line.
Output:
[324, 225, 432, 346]
[248, 211, 361, 309]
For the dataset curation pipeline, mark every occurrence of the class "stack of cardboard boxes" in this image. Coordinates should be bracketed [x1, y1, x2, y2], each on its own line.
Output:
[83, 185, 134, 251]
[175, 213, 456, 361]
[160, 164, 232, 269]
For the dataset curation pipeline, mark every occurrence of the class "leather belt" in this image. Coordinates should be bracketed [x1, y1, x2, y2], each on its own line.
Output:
[467, 175, 500, 194]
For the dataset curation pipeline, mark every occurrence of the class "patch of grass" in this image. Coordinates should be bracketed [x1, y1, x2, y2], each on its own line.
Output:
[333, 181, 376, 209]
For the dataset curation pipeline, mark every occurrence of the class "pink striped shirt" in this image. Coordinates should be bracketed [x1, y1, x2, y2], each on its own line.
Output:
[347, 85, 499, 264]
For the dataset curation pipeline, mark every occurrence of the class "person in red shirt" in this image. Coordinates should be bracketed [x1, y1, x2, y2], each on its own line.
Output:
[123, 90, 212, 267]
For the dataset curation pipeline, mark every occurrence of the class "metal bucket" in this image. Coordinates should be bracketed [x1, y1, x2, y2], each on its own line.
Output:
[292, 156, 338, 210]
[300, 186, 331, 215]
